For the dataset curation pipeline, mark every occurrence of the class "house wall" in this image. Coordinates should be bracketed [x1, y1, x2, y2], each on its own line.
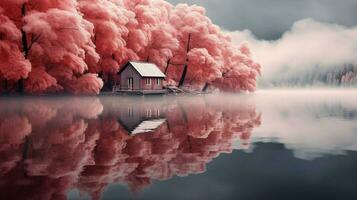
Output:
[118, 63, 165, 91]
[140, 78, 164, 90]
[120, 64, 142, 90]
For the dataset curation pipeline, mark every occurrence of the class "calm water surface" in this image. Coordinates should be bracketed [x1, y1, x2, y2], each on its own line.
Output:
[0, 90, 356, 200]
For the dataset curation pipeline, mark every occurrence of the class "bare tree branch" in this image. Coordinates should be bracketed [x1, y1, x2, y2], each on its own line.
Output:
[27, 33, 42, 53]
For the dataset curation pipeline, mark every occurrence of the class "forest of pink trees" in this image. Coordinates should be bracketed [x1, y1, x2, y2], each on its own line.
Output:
[0, 0, 261, 95]
[0, 96, 261, 199]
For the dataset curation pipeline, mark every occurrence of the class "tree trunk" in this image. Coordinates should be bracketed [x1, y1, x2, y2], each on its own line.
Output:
[4, 80, 8, 92]
[106, 73, 113, 91]
[164, 59, 171, 75]
[21, 4, 29, 59]
[178, 103, 192, 151]
[18, 3, 28, 94]
[178, 64, 188, 87]
[202, 83, 210, 92]
[22, 136, 29, 177]
[22, 136, 29, 162]
[18, 79, 24, 93]
[178, 34, 191, 88]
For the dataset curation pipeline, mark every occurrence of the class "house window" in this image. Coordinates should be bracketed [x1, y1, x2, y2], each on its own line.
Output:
[146, 109, 152, 117]
[157, 79, 161, 85]
[128, 77, 133, 90]
[128, 105, 133, 117]
[146, 78, 151, 85]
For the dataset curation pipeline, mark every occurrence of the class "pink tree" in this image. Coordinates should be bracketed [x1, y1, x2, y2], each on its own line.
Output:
[165, 4, 261, 91]
[79, 0, 180, 90]
[0, 6, 31, 93]
[212, 43, 261, 92]
[78, 0, 137, 90]
[0, 0, 261, 94]
[0, 0, 103, 94]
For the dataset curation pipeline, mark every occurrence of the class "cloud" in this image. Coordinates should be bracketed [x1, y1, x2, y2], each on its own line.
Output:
[167, 0, 357, 40]
[228, 19, 357, 86]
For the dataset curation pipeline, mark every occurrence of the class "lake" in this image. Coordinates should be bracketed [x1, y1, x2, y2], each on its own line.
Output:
[0, 90, 356, 200]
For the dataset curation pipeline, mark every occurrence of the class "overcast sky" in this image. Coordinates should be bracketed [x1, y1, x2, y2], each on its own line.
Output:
[167, 0, 357, 40]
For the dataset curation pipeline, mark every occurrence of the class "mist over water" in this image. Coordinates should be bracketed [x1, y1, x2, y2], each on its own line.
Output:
[229, 19, 357, 88]
[253, 89, 357, 159]
[0, 90, 356, 199]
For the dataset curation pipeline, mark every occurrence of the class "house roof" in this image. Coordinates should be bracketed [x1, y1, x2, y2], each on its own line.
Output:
[120, 61, 166, 78]
[131, 119, 166, 135]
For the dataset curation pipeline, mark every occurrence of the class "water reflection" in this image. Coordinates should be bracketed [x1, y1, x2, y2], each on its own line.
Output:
[253, 90, 357, 160]
[1, 91, 357, 199]
[118, 101, 166, 135]
[0, 95, 261, 199]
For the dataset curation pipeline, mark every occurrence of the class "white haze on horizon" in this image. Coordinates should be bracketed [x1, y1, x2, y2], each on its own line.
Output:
[250, 90, 357, 160]
[228, 19, 357, 87]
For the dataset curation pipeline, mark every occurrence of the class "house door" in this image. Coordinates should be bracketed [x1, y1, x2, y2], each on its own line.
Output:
[128, 77, 134, 90]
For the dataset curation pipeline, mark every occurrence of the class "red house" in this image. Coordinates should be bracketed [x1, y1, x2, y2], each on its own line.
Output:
[115, 61, 166, 94]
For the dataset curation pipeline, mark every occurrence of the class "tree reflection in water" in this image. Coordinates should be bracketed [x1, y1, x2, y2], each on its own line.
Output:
[0, 96, 261, 200]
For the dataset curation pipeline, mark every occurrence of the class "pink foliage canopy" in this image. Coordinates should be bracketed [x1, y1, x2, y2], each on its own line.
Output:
[0, 8, 31, 82]
[0, 0, 261, 94]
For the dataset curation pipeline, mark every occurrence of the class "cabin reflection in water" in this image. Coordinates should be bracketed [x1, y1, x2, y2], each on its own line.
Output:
[0, 96, 261, 200]
[118, 102, 166, 135]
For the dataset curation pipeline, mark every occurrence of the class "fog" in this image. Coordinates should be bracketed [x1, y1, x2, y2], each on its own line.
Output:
[167, 0, 357, 88]
[251, 89, 357, 160]
[229, 19, 357, 87]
